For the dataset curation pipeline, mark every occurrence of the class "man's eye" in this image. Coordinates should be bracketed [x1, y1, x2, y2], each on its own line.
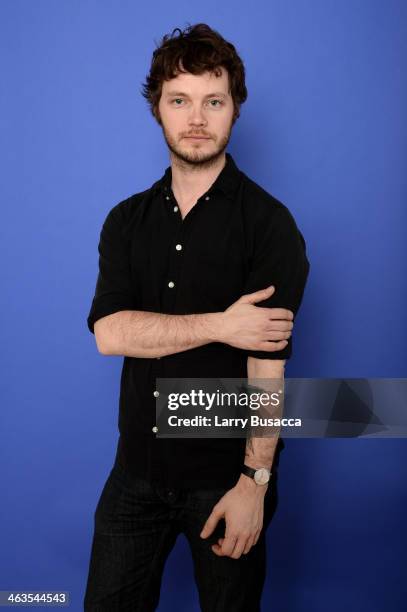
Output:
[170, 99, 223, 107]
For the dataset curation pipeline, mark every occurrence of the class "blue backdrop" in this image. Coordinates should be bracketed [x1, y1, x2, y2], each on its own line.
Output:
[1, 1, 406, 610]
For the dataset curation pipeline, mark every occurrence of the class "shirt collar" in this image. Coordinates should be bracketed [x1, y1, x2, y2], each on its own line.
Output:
[152, 152, 241, 200]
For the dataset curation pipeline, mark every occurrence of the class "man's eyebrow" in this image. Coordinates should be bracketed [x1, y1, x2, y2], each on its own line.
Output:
[165, 91, 228, 99]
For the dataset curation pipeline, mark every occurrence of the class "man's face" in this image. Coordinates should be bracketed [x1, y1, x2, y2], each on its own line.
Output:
[157, 66, 235, 167]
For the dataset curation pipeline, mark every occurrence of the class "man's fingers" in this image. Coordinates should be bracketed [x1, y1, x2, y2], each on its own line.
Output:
[230, 537, 248, 559]
[265, 330, 291, 341]
[254, 307, 293, 320]
[220, 520, 240, 556]
[239, 286, 275, 304]
[211, 537, 225, 556]
[242, 535, 255, 555]
[266, 320, 294, 331]
[257, 340, 289, 352]
[267, 308, 294, 321]
[213, 535, 255, 558]
[217, 535, 238, 556]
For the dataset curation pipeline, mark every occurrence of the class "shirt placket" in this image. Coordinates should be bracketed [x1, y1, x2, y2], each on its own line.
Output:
[150, 186, 203, 482]
[161, 187, 185, 313]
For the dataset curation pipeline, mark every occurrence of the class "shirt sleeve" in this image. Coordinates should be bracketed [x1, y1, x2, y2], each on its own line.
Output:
[87, 205, 136, 334]
[243, 203, 310, 360]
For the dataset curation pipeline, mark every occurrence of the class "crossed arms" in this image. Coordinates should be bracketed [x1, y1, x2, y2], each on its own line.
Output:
[94, 284, 292, 357]
[92, 283, 292, 559]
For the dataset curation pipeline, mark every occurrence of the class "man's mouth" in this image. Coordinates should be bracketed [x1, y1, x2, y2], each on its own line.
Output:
[184, 135, 211, 139]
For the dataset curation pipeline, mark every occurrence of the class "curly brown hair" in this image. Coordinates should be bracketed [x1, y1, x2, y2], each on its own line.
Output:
[141, 23, 247, 126]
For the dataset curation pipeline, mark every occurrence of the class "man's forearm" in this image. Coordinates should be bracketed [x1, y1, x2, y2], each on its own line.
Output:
[244, 433, 279, 473]
[95, 310, 222, 358]
[238, 357, 285, 492]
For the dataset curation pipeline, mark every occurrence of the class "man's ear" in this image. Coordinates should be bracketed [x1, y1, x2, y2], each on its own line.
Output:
[154, 108, 162, 125]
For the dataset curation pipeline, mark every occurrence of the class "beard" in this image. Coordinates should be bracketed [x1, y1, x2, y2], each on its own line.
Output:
[160, 120, 233, 170]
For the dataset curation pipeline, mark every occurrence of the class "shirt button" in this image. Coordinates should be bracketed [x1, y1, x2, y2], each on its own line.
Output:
[205, 196, 210, 200]
[152, 426, 158, 433]
[165, 195, 170, 200]
[153, 390, 159, 397]
[175, 244, 182, 251]
[168, 281, 175, 288]
[173, 206, 178, 212]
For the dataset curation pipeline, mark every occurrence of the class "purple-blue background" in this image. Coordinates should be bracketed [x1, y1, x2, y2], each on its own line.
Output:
[1, 1, 406, 610]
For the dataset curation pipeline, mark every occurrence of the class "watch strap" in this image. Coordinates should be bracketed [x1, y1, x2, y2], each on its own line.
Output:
[241, 465, 257, 479]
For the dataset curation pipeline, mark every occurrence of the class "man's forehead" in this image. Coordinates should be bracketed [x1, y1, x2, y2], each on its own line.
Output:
[162, 67, 229, 93]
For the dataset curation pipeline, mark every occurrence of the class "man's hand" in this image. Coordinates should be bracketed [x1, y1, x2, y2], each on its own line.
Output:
[93, 284, 293, 358]
[199, 477, 267, 558]
[219, 285, 294, 352]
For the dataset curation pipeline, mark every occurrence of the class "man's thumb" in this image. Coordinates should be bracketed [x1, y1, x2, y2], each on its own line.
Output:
[241, 285, 275, 304]
[200, 507, 223, 538]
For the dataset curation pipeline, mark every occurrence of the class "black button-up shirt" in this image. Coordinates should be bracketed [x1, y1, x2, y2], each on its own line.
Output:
[87, 152, 310, 489]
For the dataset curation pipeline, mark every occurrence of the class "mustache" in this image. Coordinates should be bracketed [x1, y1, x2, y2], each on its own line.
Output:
[183, 133, 211, 138]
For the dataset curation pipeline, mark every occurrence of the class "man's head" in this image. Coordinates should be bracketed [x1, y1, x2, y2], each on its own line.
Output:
[141, 23, 247, 167]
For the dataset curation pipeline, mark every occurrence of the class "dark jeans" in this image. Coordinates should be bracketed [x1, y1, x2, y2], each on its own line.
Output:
[83, 455, 279, 611]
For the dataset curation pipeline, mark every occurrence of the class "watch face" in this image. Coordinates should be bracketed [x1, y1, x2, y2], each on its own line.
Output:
[254, 468, 270, 485]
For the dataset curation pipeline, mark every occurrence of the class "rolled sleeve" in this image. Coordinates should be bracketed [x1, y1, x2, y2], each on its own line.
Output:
[244, 204, 310, 360]
[87, 205, 136, 334]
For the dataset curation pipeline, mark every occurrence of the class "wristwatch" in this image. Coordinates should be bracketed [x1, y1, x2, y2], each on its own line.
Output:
[241, 465, 271, 486]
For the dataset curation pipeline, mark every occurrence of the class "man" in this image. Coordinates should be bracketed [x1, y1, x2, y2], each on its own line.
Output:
[84, 23, 309, 612]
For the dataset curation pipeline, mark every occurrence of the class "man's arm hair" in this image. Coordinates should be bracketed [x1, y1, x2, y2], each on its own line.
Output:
[92, 287, 292, 358]
[244, 357, 286, 471]
[94, 310, 222, 358]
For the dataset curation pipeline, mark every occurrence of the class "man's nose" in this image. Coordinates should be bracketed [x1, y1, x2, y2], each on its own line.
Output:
[188, 105, 208, 126]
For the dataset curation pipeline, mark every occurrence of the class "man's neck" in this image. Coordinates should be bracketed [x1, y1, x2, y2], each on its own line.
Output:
[169, 152, 226, 208]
